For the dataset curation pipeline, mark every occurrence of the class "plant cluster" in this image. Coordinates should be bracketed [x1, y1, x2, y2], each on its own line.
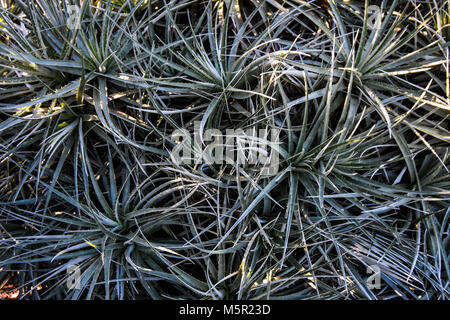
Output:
[0, 0, 449, 300]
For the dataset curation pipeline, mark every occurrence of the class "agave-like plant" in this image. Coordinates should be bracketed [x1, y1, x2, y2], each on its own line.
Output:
[0, 0, 449, 300]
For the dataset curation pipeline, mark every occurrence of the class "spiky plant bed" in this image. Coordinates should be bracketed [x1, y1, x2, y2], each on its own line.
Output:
[0, 0, 449, 300]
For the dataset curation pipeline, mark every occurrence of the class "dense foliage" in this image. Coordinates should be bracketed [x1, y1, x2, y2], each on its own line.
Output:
[0, 0, 449, 299]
